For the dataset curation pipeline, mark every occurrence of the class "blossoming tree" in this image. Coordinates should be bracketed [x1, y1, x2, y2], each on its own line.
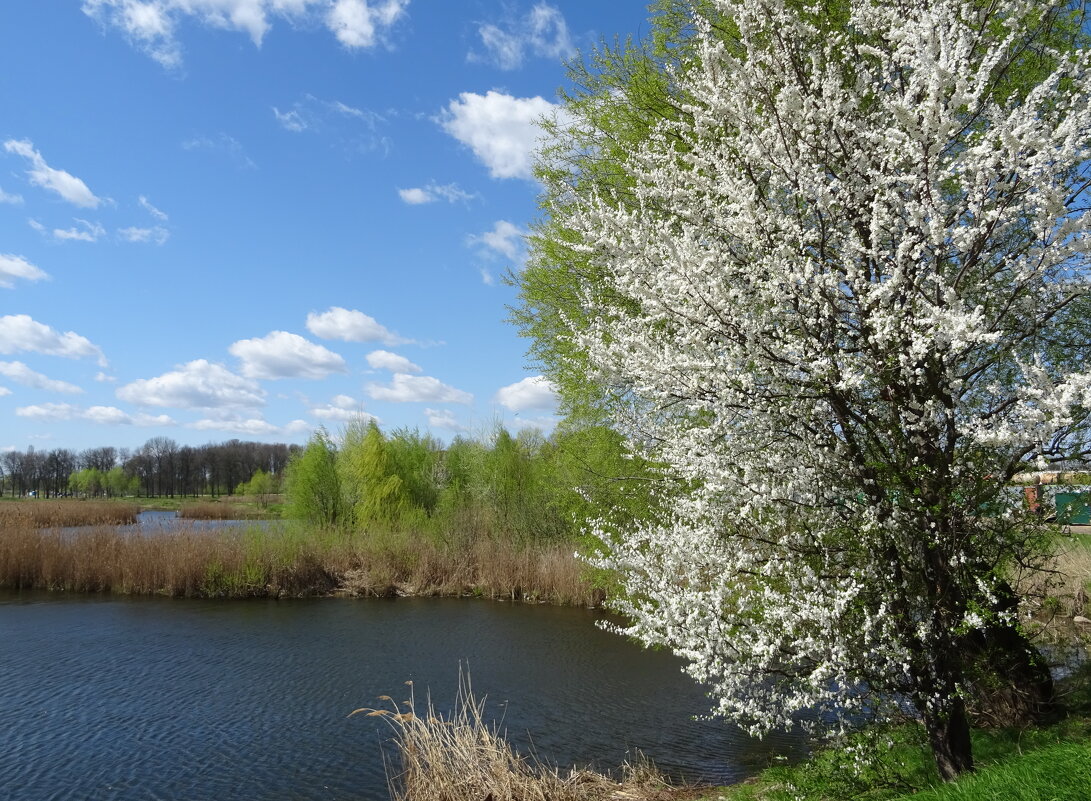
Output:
[534, 0, 1091, 779]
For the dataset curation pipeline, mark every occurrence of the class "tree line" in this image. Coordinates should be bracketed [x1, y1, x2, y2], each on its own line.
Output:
[0, 438, 298, 499]
[282, 420, 658, 545]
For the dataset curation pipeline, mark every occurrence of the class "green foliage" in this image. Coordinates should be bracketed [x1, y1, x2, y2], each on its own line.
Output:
[236, 469, 278, 507]
[283, 429, 346, 527]
[282, 419, 659, 549]
[338, 420, 412, 529]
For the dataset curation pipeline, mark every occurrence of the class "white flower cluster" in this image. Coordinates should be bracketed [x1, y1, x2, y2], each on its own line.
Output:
[554, 0, 1091, 734]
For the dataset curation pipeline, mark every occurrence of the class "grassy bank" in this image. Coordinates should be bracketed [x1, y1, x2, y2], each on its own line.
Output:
[0, 521, 599, 605]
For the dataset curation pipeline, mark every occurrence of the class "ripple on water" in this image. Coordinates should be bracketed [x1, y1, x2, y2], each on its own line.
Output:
[0, 593, 808, 801]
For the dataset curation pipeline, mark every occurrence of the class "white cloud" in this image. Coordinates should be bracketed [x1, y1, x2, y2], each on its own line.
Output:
[273, 107, 308, 132]
[95, 372, 117, 383]
[119, 225, 170, 244]
[438, 91, 558, 180]
[365, 349, 421, 373]
[306, 306, 413, 345]
[472, 3, 573, 70]
[397, 182, 476, 205]
[470, 219, 525, 260]
[327, 0, 408, 48]
[229, 330, 347, 380]
[495, 375, 558, 412]
[182, 133, 256, 169]
[479, 268, 495, 286]
[398, 187, 432, 204]
[424, 407, 467, 432]
[0, 185, 23, 204]
[52, 219, 106, 242]
[117, 359, 265, 409]
[3, 139, 103, 208]
[190, 416, 312, 436]
[0, 361, 83, 394]
[0, 255, 49, 289]
[311, 394, 377, 422]
[84, 0, 412, 66]
[367, 373, 472, 404]
[0, 387, 10, 396]
[139, 195, 168, 220]
[0, 315, 107, 365]
[15, 402, 173, 426]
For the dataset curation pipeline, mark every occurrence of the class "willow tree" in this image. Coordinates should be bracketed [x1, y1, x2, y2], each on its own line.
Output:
[531, 0, 1091, 780]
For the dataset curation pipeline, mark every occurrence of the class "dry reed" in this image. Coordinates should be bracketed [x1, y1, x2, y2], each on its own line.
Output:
[0, 520, 602, 605]
[353, 675, 688, 801]
[0, 500, 139, 528]
[179, 501, 264, 520]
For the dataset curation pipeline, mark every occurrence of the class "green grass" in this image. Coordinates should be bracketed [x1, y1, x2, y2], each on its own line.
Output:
[704, 710, 1091, 801]
[904, 742, 1091, 801]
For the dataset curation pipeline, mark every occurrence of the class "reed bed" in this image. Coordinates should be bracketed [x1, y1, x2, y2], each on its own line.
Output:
[354, 677, 687, 801]
[179, 501, 266, 520]
[0, 521, 600, 605]
[0, 500, 139, 528]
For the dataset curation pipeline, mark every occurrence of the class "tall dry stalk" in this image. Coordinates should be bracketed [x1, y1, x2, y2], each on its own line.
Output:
[352, 676, 675, 801]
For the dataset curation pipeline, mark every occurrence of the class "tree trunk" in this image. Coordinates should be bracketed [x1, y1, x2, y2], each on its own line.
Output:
[923, 696, 974, 781]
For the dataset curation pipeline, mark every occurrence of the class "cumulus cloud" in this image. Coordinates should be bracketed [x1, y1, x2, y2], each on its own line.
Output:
[119, 225, 170, 244]
[0, 361, 83, 394]
[311, 394, 377, 422]
[471, 2, 573, 70]
[397, 182, 476, 205]
[15, 402, 173, 426]
[327, 0, 408, 48]
[470, 219, 525, 261]
[3, 139, 103, 208]
[83, 0, 409, 68]
[0, 315, 106, 365]
[229, 331, 347, 380]
[0, 185, 23, 204]
[424, 407, 467, 432]
[117, 359, 265, 409]
[495, 375, 558, 412]
[0, 387, 10, 396]
[367, 373, 473, 404]
[0, 255, 49, 289]
[306, 307, 413, 345]
[365, 349, 421, 373]
[189, 416, 311, 436]
[438, 91, 558, 180]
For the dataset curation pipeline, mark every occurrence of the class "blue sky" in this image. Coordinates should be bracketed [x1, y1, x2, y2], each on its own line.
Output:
[0, 0, 650, 452]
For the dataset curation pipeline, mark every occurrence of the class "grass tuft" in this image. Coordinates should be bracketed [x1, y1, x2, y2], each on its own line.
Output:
[355, 674, 687, 801]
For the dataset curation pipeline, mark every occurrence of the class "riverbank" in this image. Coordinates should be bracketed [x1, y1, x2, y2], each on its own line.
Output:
[0, 521, 600, 605]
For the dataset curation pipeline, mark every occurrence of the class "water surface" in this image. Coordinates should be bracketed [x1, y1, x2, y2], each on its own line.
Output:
[0, 593, 807, 801]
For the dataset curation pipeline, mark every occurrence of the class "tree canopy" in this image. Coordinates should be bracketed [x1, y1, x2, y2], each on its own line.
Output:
[523, 0, 1091, 780]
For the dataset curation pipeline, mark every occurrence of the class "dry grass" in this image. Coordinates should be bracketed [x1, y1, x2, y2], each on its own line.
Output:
[1019, 537, 1091, 618]
[0, 520, 602, 605]
[179, 501, 265, 520]
[0, 500, 139, 528]
[353, 675, 695, 801]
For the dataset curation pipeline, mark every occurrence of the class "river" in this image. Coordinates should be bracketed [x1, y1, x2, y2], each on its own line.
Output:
[0, 592, 807, 801]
